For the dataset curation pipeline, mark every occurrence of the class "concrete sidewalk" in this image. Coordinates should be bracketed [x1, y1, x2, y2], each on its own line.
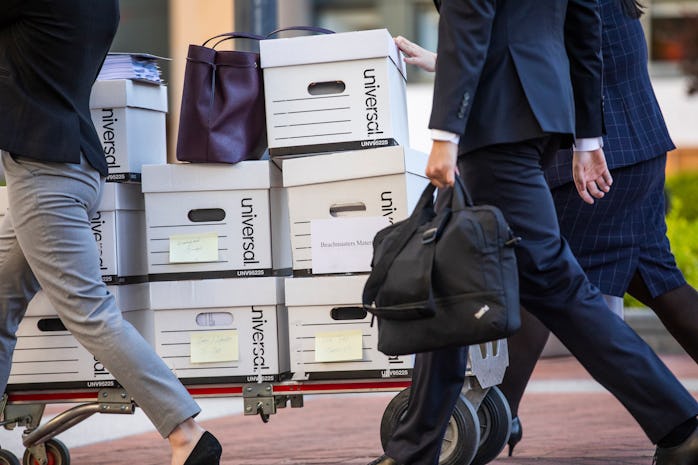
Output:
[56, 354, 698, 465]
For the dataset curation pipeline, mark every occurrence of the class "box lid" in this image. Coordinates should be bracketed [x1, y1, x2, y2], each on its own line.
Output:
[149, 277, 284, 309]
[285, 275, 367, 306]
[90, 79, 168, 112]
[98, 183, 144, 211]
[25, 284, 149, 316]
[141, 161, 282, 193]
[282, 145, 427, 187]
[260, 28, 407, 80]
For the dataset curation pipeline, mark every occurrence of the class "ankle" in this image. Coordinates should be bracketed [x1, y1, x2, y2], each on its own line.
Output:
[169, 418, 204, 449]
[658, 418, 698, 448]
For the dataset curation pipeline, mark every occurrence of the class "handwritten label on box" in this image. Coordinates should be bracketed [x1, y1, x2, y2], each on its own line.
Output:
[311, 217, 389, 274]
[169, 232, 218, 263]
[314, 329, 363, 362]
[190, 330, 239, 363]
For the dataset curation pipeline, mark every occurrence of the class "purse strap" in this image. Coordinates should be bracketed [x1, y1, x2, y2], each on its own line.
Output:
[202, 32, 265, 49]
[265, 26, 334, 38]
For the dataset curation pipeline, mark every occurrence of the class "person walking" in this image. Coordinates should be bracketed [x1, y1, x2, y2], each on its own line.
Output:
[498, 0, 698, 456]
[373, 1, 698, 465]
[0, 2, 221, 464]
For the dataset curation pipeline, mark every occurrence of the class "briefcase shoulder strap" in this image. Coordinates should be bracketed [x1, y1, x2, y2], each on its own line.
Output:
[362, 183, 437, 306]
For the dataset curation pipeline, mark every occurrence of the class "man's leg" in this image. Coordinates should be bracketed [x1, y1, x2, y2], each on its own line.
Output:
[458, 138, 698, 443]
[384, 347, 468, 465]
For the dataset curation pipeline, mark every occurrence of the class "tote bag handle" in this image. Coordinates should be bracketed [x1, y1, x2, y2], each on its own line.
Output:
[265, 26, 334, 38]
[202, 32, 265, 48]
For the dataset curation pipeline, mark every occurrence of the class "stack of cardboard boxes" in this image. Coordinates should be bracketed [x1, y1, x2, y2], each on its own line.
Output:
[3, 27, 430, 389]
[260, 28, 427, 381]
[5, 78, 167, 389]
[141, 162, 292, 384]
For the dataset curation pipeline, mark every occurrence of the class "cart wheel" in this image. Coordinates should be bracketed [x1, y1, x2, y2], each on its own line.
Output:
[0, 449, 20, 465]
[23, 439, 70, 465]
[380, 388, 480, 465]
[470, 386, 512, 465]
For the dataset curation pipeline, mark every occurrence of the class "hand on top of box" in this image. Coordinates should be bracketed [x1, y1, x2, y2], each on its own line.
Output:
[394, 36, 436, 73]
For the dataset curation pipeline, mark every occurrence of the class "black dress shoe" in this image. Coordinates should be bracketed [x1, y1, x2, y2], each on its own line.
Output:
[508, 416, 522, 456]
[184, 431, 222, 465]
[654, 426, 698, 465]
[367, 455, 401, 465]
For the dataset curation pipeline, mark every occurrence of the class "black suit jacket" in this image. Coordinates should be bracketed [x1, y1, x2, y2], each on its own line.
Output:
[431, 0, 603, 153]
[0, 0, 120, 176]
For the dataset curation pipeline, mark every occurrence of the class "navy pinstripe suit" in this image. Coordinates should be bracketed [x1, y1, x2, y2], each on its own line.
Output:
[544, 0, 685, 298]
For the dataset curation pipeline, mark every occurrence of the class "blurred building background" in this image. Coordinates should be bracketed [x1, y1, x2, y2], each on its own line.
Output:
[112, 0, 698, 173]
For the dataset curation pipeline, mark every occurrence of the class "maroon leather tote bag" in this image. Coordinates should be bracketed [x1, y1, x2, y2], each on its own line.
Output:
[176, 32, 267, 164]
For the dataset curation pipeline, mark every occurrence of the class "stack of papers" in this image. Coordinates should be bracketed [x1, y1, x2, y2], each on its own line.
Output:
[97, 53, 167, 85]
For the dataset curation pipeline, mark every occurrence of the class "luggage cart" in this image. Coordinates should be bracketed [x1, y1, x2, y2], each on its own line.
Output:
[0, 340, 509, 465]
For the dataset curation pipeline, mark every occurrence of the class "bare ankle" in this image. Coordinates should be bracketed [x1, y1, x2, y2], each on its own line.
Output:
[168, 418, 204, 448]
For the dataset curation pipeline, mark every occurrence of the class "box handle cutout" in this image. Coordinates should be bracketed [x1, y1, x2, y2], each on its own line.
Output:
[329, 202, 367, 217]
[308, 80, 346, 96]
[195, 312, 234, 327]
[37, 318, 67, 332]
[188, 208, 226, 223]
[330, 306, 367, 321]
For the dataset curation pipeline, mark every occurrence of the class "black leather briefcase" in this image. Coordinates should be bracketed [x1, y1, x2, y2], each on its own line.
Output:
[362, 177, 521, 356]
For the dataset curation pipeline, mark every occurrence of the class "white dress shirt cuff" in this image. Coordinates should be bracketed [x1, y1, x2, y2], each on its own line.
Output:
[431, 129, 460, 145]
[574, 137, 604, 151]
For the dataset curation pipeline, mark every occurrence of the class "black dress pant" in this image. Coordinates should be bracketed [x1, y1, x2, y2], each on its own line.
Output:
[385, 137, 698, 465]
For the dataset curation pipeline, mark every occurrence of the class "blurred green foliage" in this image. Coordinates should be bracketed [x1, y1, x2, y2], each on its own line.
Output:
[666, 172, 698, 221]
[624, 171, 698, 307]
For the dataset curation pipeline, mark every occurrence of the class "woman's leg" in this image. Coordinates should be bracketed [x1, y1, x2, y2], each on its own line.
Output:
[498, 308, 549, 418]
[2, 153, 214, 465]
[628, 274, 698, 364]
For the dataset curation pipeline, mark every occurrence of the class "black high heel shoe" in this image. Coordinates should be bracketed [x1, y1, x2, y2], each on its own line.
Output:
[184, 431, 222, 465]
[508, 416, 522, 456]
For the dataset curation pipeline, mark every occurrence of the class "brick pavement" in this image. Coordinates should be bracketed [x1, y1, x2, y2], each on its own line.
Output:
[65, 354, 697, 465]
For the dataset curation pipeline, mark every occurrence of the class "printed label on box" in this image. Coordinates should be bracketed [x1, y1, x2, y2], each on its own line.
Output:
[314, 329, 363, 362]
[310, 216, 389, 274]
[169, 232, 219, 263]
[190, 330, 239, 363]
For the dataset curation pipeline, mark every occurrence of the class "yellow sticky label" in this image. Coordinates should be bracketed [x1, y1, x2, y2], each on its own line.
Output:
[314, 329, 363, 362]
[190, 330, 239, 363]
[169, 232, 218, 263]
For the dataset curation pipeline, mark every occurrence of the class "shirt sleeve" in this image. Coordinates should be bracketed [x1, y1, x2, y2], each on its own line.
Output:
[431, 129, 461, 144]
[573, 136, 604, 151]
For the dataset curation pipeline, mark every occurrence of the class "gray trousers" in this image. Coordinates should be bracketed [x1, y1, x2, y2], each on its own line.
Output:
[0, 152, 200, 437]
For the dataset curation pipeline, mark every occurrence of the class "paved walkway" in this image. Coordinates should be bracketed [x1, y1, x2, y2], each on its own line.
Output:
[56, 355, 698, 464]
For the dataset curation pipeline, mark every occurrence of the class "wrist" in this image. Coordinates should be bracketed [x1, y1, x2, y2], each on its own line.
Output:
[431, 129, 460, 145]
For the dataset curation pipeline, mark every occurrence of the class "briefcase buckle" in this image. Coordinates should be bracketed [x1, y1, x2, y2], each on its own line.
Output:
[421, 227, 438, 244]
